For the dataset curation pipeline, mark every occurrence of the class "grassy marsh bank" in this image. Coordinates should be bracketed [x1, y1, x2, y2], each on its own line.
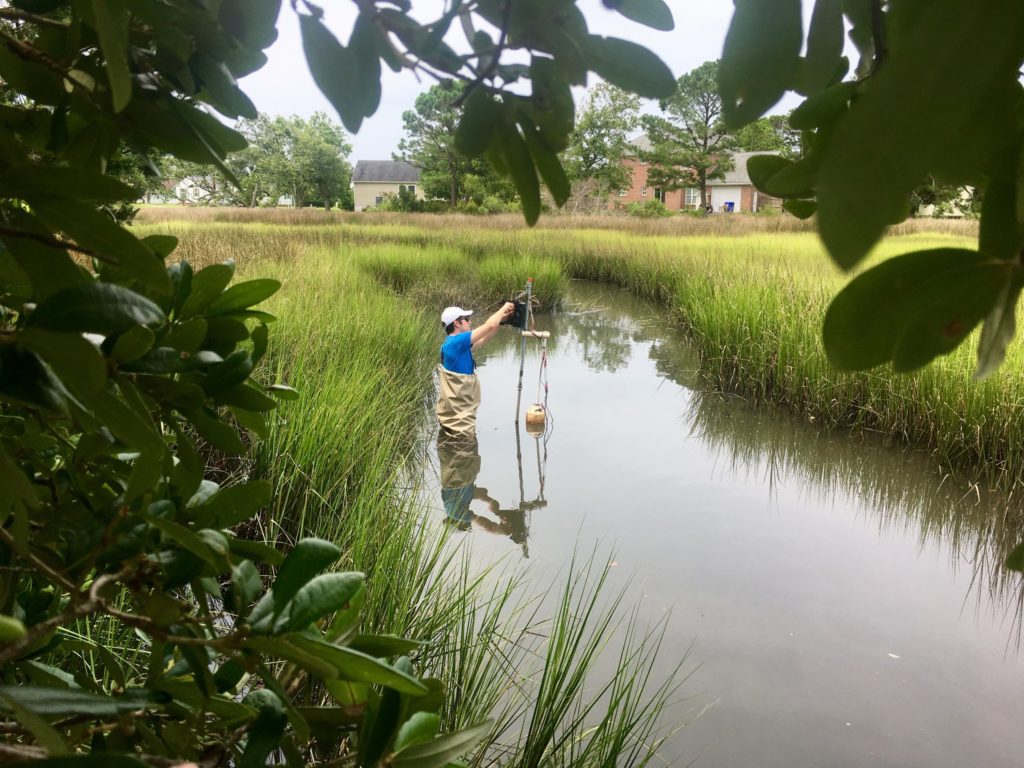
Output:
[134, 220, 684, 765]
[136, 211, 1019, 490]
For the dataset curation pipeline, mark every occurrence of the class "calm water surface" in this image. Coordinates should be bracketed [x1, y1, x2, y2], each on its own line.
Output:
[424, 281, 1024, 768]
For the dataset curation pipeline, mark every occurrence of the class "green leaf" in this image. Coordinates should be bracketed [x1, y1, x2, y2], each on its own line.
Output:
[292, 636, 429, 695]
[746, 155, 791, 194]
[1, 211, 88, 300]
[789, 80, 857, 130]
[349, 12, 383, 120]
[0, 686, 157, 716]
[300, 14, 366, 134]
[267, 384, 299, 400]
[229, 537, 284, 566]
[581, 36, 675, 99]
[519, 114, 571, 207]
[720, 0, 803, 127]
[163, 318, 208, 353]
[455, 89, 501, 158]
[390, 719, 494, 768]
[0, 166, 136, 203]
[361, 684, 402, 767]
[185, 407, 245, 454]
[801, 0, 844, 94]
[823, 248, 1008, 372]
[393, 712, 441, 753]
[110, 326, 156, 363]
[759, 157, 817, 199]
[189, 479, 273, 529]
[202, 349, 254, 395]
[206, 278, 281, 315]
[142, 235, 178, 259]
[0, 345, 72, 413]
[191, 51, 258, 120]
[19, 329, 107, 399]
[180, 262, 235, 318]
[231, 560, 262, 618]
[248, 538, 343, 631]
[1006, 542, 1024, 572]
[239, 690, 287, 768]
[274, 572, 366, 634]
[349, 633, 425, 658]
[974, 275, 1023, 381]
[145, 514, 228, 570]
[980, 172, 1022, 261]
[219, 0, 282, 49]
[607, 0, 673, 31]
[28, 282, 165, 335]
[817, 0, 1024, 269]
[27, 198, 168, 290]
[528, 57, 574, 152]
[220, 383, 278, 412]
[0, 615, 26, 641]
[91, 389, 163, 452]
[89, 0, 132, 112]
[498, 125, 540, 226]
[0, 690, 69, 754]
[245, 637, 339, 680]
[783, 199, 817, 219]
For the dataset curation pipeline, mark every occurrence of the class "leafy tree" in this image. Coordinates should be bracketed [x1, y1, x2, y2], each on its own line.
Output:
[563, 82, 641, 197]
[166, 114, 352, 209]
[396, 82, 471, 207]
[731, 114, 801, 158]
[0, 0, 683, 763]
[642, 60, 736, 208]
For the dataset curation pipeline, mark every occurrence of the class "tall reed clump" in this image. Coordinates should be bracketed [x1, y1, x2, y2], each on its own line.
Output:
[349, 242, 567, 312]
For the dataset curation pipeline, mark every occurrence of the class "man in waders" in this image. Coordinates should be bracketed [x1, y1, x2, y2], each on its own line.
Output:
[437, 302, 514, 437]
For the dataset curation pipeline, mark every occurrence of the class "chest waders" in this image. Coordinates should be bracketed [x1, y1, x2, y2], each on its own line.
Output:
[436, 364, 481, 437]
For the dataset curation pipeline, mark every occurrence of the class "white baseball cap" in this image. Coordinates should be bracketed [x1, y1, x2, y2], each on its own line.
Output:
[441, 306, 473, 326]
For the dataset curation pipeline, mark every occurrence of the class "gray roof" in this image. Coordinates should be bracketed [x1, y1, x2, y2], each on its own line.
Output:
[707, 151, 781, 186]
[352, 160, 420, 183]
[627, 133, 653, 153]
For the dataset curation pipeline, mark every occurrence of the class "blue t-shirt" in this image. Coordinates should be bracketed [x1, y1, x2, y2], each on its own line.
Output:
[441, 331, 474, 374]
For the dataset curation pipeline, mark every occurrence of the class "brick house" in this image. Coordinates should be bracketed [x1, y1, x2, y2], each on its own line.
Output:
[611, 136, 782, 213]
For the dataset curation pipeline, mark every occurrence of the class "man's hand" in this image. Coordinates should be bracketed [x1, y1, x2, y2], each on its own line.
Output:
[472, 302, 517, 348]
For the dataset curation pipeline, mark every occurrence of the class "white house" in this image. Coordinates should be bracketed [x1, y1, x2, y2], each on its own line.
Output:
[352, 160, 422, 211]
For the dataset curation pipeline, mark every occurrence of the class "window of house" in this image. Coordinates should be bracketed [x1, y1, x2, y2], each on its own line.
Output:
[654, 188, 664, 203]
[375, 195, 383, 205]
[617, 189, 627, 197]
[641, 186, 648, 197]
[685, 188, 700, 207]
[405, 185, 416, 193]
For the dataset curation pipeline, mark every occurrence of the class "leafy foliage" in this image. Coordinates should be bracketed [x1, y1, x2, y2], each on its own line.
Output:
[720, 0, 1024, 379]
[0, 0, 686, 762]
[563, 82, 642, 197]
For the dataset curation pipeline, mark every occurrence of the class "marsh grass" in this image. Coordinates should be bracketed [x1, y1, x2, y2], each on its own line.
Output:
[134, 231, 692, 764]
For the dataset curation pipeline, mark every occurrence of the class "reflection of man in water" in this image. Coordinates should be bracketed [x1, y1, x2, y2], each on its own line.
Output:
[436, 436, 531, 552]
[437, 435, 482, 530]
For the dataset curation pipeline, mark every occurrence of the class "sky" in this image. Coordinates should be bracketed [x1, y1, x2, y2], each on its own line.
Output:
[239, 1, 740, 163]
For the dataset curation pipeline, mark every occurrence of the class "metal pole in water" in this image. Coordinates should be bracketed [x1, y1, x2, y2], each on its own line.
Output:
[514, 277, 533, 423]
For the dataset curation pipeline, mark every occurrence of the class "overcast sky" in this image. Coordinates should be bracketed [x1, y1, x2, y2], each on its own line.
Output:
[239, 1, 744, 162]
